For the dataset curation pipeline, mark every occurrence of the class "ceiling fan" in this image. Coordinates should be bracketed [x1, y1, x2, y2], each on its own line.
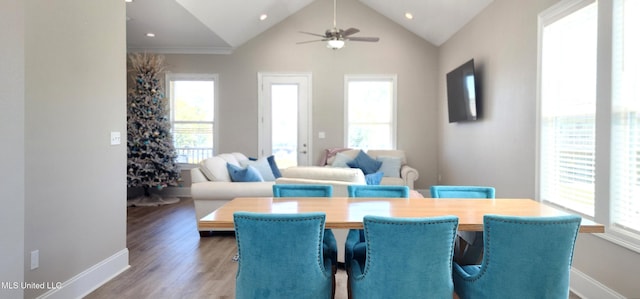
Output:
[297, 0, 380, 50]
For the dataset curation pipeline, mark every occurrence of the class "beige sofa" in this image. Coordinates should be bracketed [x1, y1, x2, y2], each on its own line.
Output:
[321, 149, 419, 189]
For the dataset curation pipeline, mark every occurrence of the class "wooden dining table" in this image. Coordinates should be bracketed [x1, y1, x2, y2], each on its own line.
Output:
[198, 197, 605, 233]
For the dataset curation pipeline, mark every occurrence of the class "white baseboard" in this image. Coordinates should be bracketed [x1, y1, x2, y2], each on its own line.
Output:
[37, 248, 129, 299]
[570, 267, 625, 299]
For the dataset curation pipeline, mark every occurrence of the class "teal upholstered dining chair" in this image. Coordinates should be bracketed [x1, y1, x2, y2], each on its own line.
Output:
[273, 184, 334, 197]
[430, 185, 495, 265]
[453, 214, 581, 299]
[272, 184, 337, 267]
[347, 184, 410, 198]
[429, 185, 495, 198]
[348, 215, 459, 299]
[345, 185, 410, 273]
[234, 212, 336, 299]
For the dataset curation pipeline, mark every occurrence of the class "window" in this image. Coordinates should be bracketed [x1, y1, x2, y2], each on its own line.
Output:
[166, 74, 218, 164]
[345, 75, 397, 150]
[539, 0, 597, 216]
[611, 0, 640, 235]
[538, 0, 640, 247]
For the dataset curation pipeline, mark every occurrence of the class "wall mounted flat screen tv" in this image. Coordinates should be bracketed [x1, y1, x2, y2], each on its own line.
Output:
[446, 59, 479, 123]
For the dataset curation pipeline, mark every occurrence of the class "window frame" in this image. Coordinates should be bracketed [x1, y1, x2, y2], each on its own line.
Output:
[165, 73, 219, 166]
[344, 74, 398, 150]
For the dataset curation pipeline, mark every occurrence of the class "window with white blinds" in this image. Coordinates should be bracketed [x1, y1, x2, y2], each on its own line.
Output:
[539, 0, 640, 246]
[539, 0, 598, 216]
[611, 0, 640, 234]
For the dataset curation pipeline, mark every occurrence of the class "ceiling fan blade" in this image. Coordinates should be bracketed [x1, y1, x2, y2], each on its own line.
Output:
[341, 27, 360, 37]
[299, 31, 327, 38]
[346, 36, 380, 42]
[296, 39, 326, 44]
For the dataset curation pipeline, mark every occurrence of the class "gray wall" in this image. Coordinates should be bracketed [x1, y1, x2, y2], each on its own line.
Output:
[438, 0, 639, 297]
[161, 0, 440, 190]
[0, 0, 25, 298]
[2, 1, 127, 298]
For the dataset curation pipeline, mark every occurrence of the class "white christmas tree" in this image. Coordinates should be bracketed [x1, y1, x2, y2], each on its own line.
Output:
[127, 53, 181, 206]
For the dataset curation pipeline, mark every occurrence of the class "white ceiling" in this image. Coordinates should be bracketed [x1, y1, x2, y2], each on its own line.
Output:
[126, 0, 493, 54]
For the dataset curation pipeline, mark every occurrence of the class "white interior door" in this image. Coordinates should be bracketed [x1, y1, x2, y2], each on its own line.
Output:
[258, 73, 312, 167]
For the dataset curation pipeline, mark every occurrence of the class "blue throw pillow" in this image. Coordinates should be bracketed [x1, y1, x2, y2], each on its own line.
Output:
[241, 157, 276, 181]
[347, 150, 383, 175]
[365, 171, 384, 185]
[248, 155, 282, 179]
[266, 155, 282, 178]
[226, 163, 264, 182]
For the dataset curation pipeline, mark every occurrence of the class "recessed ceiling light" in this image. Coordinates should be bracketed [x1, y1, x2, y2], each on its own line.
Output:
[259, 14, 268, 21]
[405, 12, 414, 20]
[125, 0, 133, 2]
[145, 33, 155, 37]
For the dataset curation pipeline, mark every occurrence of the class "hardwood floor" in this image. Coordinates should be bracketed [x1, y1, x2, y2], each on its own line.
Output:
[87, 198, 237, 298]
[86, 197, 580, 299]
[86, 198, 348, 299]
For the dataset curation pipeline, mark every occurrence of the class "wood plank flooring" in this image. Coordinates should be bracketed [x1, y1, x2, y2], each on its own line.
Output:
[85, 198, 348, 299]
[86, 197, 580, 299]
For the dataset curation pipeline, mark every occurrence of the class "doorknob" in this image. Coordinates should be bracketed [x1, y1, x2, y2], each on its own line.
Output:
[300, 150, 307, 154]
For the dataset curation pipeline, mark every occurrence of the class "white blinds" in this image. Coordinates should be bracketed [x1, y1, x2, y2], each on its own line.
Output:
[611, 0, 640, 234]
[539, 1, 598, 216]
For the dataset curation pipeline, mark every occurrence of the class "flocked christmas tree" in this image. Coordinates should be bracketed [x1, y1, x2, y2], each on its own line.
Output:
[127, 53, 181, 206]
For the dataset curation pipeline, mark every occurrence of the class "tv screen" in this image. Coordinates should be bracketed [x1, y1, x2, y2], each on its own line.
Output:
[446, 59, 479, 123]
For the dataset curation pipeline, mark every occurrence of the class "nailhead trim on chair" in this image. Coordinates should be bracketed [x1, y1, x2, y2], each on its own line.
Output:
[234, 214, 331, 279]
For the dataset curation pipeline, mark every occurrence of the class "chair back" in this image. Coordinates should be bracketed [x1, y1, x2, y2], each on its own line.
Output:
[349, 215, 459, 298]
[234, 212, 334, 299]
[273, 184, 333, 197]
[430, 185, 495, 198]
[453, 214, 581, 299]
[347, 185, 410, 198]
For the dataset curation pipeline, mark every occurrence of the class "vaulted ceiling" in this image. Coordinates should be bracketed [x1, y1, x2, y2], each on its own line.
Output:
[126, 0, 493, 54]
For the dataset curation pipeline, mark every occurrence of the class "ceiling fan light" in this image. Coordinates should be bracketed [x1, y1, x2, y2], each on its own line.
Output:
[327, 39, 345, 49]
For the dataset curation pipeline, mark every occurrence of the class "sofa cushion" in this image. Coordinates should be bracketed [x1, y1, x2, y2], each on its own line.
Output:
[200, 156, 232, 182]
[241, 157, 276, 181]
[377, 156, 402, 178]
[281, 166, 365, 183]
[347, 150, 383, 175]
[227, 163, 264, 182]
[380, 177, 405, 186]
